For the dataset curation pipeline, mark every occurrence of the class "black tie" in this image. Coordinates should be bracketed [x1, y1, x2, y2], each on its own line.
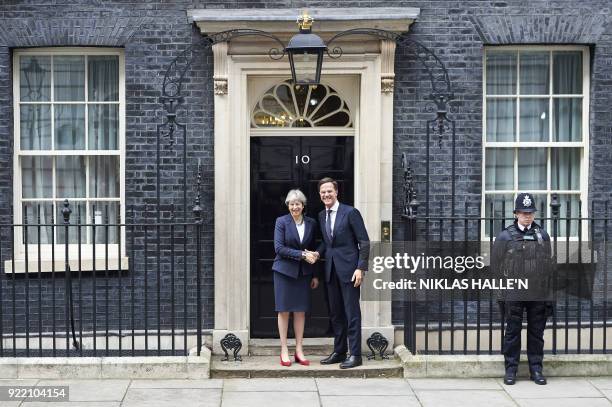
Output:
[326, 209, 333, 240]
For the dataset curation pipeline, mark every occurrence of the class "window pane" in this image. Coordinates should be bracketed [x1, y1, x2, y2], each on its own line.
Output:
[90, 202, 119, 244]
[22, 202, 54, 244]
[56, 201, 87, 244]
[20, 104, 51, 150]
[486, 98, 516, 142]
[88, 104, 118, 149]
[520, 52, 549, 94]
[485, 148, 514, 190]
[486, 52, 517, 95]
[306, 85, 327, 116]
[485, 194, 514, 237]
[261, 95, 291, 126]
[21, 156, 52, 198]
[54, 56, 85, 101]
[312, 95, 342, 122]
[553, 51, 582, 94]
[56, 156, 86, 198]
[88, 56, 119, 101]
[551, 148, 580, 190]
[519, 98, 549, 141]
[518, 148, 547, 190]
[90, 156, 119, 198]
[556, 194, 580, 237]
[553, 98, 582, 141]
[274, 83, 296, 117]
[55, 104, 85, 150]
[20, 56, 51, 102]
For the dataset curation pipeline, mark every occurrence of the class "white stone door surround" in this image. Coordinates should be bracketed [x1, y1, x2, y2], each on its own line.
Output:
[189, 7, 419, 354]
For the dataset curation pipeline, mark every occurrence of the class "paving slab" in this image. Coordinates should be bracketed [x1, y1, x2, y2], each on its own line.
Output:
[598, 389, 612, 400]
[407, 378, 502, 390]
[415, 389, 516, 407]
[502, 377, 603, 398]
[315, 378, 413, 396]
[590, 378, 612, 389]
[221, 391, 319, 407]
[321, 395, 421, 407]
[514, 398, 612, 407]
[0, 379, 39, 386]
[36, 379, 129, 402]
[122, 388, 221, 407]
[130, 379, 223, 389]
[20, 403, 120, 407]
[223, 378, 317, 392]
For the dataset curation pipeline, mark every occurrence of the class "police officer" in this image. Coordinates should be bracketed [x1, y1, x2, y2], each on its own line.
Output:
[492, 193, 553, 386]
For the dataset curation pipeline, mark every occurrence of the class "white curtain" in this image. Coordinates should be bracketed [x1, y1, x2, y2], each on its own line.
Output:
[518, 148, 546, 190]
[21, 157, 53, 243]
[485, 148, 513, 190]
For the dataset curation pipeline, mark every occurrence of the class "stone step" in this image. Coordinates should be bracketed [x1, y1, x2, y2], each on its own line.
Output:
[210, 355, 402, 378]
[249, 338, 334, 356]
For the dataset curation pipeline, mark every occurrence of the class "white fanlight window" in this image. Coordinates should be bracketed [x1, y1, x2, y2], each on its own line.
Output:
[483, 46, 589, 237]
[251, 80, 353, 128]
[11, 48, 125, 269]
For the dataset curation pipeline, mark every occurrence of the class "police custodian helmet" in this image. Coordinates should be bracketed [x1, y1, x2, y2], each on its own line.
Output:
[514, 192, 537, 213]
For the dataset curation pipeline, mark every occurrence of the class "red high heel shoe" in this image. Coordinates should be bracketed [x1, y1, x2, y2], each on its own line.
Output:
[280, 355, 292, 367]
[294, 354, 310, 366]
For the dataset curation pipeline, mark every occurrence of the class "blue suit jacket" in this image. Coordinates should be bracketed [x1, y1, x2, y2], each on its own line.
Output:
[272, 214, 319, 279]
[317, 203, 370, 283]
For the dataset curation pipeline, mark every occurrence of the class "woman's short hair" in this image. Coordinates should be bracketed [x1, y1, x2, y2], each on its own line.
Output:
[285, 189, 307, 206]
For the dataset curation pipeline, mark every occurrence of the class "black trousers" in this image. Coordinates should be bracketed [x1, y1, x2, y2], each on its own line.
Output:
[502, 301, 548, 373]
[327, 264, 362, 357]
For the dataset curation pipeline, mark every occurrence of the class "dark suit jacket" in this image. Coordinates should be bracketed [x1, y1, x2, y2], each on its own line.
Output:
[272, 214, 319, 279]
[317, 203, 370, 283]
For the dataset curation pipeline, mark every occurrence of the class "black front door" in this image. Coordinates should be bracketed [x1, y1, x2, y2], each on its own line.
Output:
[250, 136, 354, 338]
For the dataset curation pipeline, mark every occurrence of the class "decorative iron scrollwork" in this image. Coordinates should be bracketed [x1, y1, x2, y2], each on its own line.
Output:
[366, 332, 389, 360]
[220, 333, 243, 361]
[157, 24, 455, 224]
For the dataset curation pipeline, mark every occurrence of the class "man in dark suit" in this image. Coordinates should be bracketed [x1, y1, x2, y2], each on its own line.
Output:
[311, 177, 370, 369]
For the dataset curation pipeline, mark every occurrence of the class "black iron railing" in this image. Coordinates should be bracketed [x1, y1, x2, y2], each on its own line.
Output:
[0, 197, 207, 358]
[402, 196, 612, 355]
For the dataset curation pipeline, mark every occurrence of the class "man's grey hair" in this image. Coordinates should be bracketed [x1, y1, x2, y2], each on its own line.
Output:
[285, 189, 307, 206]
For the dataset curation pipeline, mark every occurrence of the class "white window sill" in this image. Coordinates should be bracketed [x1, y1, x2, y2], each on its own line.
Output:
[3, 257, 129, 274]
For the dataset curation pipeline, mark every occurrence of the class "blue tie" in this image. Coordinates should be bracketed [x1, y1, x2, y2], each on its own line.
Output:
[326, 209, 333, 240]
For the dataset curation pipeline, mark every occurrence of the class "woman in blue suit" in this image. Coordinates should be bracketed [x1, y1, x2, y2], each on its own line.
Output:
[273, 189, 319, 366]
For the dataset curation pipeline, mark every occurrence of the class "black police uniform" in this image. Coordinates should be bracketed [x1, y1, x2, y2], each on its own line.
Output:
[491, 193, 553, 385]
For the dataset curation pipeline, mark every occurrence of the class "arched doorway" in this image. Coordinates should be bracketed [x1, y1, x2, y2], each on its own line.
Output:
[248, 77, 358, 337]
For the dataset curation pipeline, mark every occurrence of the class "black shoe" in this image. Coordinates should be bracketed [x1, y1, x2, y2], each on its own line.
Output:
[320, 352, 347, 365]
[530, 371, 547, 385]
[503, 370, 516, 385]
[339, 355, 363, 369]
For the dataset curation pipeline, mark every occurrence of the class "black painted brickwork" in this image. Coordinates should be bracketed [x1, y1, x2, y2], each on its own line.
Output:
[0, 1, 609, 333]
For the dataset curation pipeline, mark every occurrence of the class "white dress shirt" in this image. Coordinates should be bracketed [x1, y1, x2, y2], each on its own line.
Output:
[296, 220, 305, 243]
[325, 200, 340, 236]
[517, 222, 531, 231]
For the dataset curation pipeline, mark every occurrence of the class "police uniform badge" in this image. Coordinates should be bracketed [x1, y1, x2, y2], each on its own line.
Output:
[522, 194, 532, 208]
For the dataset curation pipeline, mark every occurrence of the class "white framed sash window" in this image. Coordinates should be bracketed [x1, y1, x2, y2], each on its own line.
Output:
[10, 48, 126, 271]
[483, 46, 589, 238]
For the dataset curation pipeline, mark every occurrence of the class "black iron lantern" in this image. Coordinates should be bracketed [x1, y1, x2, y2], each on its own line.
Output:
[285, 12, 327, 86]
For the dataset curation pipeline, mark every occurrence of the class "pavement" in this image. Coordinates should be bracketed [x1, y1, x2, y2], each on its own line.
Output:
[2, 377, 612, 406]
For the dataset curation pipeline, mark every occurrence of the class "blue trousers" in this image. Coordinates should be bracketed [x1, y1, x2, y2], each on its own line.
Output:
[327, 265, 361, 357]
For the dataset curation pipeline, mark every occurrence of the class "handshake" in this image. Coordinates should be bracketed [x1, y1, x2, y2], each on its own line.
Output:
[302, 250, 320, 265]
